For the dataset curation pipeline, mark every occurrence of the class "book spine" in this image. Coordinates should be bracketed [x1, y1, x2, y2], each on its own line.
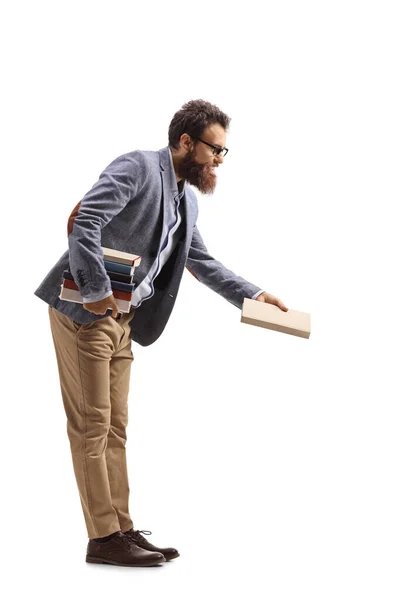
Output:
[104, 260, 133, 276]
[101, 246, 141, 267]
[63, 270, 134, 293]
[105, 270, 133, 284]
[59, 286, 131, 313]
[63, 279, 132, 301]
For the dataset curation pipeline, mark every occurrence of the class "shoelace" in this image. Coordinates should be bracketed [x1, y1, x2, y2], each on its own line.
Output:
[131, 529, 152, 543]
[115, 533, 137, 552]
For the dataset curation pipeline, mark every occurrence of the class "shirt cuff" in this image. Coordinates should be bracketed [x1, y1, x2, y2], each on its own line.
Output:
[251, 289, 265, 300]
[82, 289, 113, 304]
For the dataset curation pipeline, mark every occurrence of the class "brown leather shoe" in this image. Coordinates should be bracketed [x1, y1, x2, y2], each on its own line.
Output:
[86, 531, 166, 567]
[123, 529, 180, 561]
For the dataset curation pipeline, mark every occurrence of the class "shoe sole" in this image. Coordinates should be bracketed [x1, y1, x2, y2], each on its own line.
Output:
[165, 552, 180, 561]
[86, 556, 166, 567]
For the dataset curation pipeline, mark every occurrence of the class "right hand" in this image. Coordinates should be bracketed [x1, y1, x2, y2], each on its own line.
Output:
[83, 294, 120, 318]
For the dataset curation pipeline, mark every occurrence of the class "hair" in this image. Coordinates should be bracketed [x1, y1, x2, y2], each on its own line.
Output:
[168, 99, 231, 150]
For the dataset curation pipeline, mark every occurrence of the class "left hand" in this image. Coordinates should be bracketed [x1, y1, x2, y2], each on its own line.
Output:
[255, 292, 289, 312]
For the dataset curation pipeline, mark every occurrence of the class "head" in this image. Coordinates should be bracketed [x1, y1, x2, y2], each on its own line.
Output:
[168, 99, 231, 194]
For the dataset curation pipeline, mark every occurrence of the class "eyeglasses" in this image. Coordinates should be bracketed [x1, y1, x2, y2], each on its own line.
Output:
[192, 137, 229, 157]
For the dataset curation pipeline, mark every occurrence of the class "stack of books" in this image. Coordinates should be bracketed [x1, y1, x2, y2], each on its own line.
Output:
[59, 247, 142, 313]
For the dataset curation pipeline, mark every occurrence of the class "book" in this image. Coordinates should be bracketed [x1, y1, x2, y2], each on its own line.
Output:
[101, 246, 141, 267]
[59, 286, 132, 313]
[240, 298, 311, 339]
[62, 278, 132, 301]
[103, 269, 133, 284]
[104, 260, 135, 276]
[62, 270, 134, 294]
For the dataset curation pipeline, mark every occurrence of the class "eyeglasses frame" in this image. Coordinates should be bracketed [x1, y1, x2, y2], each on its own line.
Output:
[191, 137, 229, 157]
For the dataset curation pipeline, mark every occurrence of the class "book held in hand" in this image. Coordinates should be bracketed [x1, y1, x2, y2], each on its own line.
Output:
[59, 286, 132, 313]
[59, 246, 141, 313]
[240, 298, 311, 339]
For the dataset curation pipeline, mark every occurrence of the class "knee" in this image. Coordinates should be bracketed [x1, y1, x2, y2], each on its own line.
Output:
[68, 419, 111, 458]
[86, 419, 111, 457]
[107, 422, 128, 447]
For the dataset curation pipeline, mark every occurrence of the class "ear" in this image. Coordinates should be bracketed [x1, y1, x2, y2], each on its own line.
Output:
[180, 133, 193, 153]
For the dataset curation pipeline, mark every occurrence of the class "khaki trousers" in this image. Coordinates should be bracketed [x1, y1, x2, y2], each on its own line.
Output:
[48, 305, 137, 539]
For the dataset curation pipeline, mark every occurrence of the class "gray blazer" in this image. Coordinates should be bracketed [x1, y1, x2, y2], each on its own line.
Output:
[34, 146, 262, 346]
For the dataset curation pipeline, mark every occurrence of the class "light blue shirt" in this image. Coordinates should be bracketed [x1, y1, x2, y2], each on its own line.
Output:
[130, 177, 186, 308]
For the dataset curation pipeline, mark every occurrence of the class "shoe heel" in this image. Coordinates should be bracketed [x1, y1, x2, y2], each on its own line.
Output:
[86, 556, 106, 564]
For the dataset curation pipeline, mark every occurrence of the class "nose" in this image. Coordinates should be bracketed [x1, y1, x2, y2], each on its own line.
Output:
[215, 154, 224, 165]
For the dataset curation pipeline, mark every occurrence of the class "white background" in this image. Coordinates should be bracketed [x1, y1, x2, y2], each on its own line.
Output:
[1, 1, 399, 598]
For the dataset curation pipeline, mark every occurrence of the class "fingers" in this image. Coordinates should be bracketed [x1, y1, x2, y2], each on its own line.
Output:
[269, 295, 289, 312]
[276, 300, 289, 312]
[109, 299, 119, 318]
[82, 296, 120, 317]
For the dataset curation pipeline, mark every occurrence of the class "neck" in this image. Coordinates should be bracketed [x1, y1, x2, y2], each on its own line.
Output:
[170, 146, 184, 183]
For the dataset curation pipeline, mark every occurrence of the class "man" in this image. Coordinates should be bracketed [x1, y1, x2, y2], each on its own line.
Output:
[34, 99, 288, 567]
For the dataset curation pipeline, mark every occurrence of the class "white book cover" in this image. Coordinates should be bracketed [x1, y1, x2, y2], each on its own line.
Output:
[101, 246, 142, 267]
[59, 285, 131, 313]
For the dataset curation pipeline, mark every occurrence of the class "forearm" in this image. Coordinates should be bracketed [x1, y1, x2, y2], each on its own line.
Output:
[186, 224, 264, 309]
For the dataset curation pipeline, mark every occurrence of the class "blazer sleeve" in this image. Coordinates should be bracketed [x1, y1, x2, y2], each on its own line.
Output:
[185, 224, 264, 309]
[67, 151, 149, 302]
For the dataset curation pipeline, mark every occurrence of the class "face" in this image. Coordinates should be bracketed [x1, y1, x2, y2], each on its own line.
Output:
[175, 123, 227, 194]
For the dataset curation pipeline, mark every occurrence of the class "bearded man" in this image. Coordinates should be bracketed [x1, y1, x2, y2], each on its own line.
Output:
[34, 98, 288, 567]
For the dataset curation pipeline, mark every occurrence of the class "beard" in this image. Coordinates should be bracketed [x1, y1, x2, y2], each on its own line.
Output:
[175, 149, 217, 194]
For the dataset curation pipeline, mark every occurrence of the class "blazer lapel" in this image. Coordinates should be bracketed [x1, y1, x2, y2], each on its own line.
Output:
[158, 146, 196, 249]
